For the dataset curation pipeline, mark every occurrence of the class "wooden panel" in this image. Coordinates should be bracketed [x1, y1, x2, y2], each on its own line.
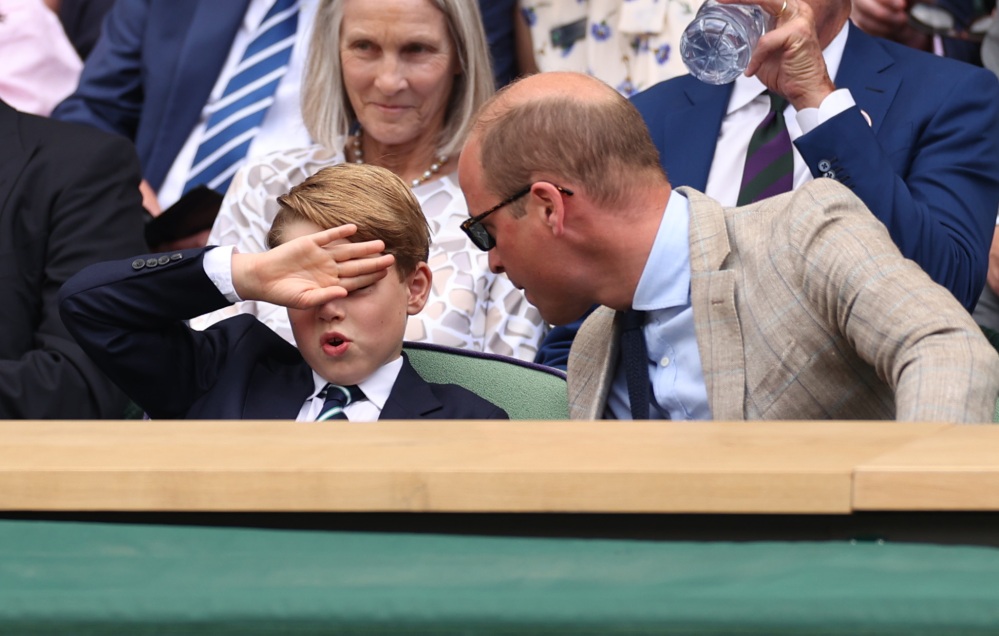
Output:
[854, 425, 999, 511]
[0, 421, 946, 514]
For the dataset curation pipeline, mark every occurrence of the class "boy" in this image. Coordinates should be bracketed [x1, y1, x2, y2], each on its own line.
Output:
[59, 163, 508, 420]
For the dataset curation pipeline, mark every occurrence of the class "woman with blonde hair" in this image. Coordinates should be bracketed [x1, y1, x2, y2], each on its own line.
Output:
[195, 0, 546, 360]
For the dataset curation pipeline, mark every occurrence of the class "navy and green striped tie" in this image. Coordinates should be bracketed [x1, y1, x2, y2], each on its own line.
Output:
[316, 384, 365, 421]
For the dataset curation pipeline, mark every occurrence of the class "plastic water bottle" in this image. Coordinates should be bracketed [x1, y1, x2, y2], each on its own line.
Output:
[680, 0, 773, 85]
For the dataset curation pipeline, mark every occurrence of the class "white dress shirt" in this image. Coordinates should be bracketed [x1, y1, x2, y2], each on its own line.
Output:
[157, 0, 317, 208]
[704, 22, 853, 206]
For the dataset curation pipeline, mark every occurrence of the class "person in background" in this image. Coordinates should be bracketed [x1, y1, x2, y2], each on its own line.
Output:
[518, 0, 702, 96]
[0, 97, 147, 418]
[0, 0, 82, 116]
[534, 0, 999, 369]
[51, 0, 319, 249]
[193, 0, 547, 361]
[55, 0, 118, 61]
[459, 72, 999, 422]
[60, 164, 508, 421]
[632, 0, 999, 310]
[851, 0, 993, 64]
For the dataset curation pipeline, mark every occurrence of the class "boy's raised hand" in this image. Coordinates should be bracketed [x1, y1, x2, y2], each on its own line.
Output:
[231, 224, 396, 308]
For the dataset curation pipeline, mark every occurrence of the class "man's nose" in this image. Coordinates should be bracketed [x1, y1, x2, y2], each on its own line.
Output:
[488, 249, 504, 274]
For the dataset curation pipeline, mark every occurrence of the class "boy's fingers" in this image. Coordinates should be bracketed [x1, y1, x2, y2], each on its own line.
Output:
[327, 238, 387, 262]
[339, 268, 391, 293]
[338, 254, 396, 280]
[313, 224, 358, 244]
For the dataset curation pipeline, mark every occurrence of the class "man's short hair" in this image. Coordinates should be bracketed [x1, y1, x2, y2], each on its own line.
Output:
[268, 163, 430, 277]
[475, 85, 665, 212]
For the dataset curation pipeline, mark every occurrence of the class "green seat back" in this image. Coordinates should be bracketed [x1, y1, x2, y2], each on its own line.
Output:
[403, 342, 568, 420]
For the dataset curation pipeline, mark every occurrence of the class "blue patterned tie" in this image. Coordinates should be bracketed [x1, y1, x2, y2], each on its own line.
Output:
[183, 0, 299, 195]
[316, 384, 366, 421]
[737, 91, 793, 206]
[621, 309, 651, 420]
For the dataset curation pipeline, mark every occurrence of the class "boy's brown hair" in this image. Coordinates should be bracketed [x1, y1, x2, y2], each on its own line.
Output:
[268, 163, 431, 277]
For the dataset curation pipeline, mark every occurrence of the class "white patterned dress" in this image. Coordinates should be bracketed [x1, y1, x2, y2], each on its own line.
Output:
[191, 144, 547, 361]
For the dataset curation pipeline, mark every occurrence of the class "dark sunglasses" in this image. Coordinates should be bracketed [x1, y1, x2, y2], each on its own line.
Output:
[460, 183, 574, 251]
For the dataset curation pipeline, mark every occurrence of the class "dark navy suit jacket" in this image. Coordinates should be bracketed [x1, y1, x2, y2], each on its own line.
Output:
[0, 100, 147, 418]
[631, 23, 999, 310]
[59, 249, 508, 420]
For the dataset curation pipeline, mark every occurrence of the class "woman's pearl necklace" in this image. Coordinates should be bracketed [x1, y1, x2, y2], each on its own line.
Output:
[350, 131, 448, 188]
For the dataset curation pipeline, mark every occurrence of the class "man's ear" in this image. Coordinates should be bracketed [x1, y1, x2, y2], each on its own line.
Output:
[528, 181, 568, 237]
[405, 263, 433, 316]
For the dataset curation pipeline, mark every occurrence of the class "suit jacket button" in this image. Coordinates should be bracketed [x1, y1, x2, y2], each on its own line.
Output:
[131, 259, 145, 270]
[824, 170, 836, 179]
[145, 257, 159, 267]
[157, 255, 171, 265]
[818, 159, 832, 172]
[170, 253, 183, 261]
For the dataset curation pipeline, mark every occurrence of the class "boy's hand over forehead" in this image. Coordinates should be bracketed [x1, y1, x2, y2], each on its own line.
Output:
[232, 224, 395, 309]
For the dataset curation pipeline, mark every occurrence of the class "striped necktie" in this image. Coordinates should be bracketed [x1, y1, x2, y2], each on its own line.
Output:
[316, 384, 366, 421]
[736, 91, 793, 206]
[183, 0, 299, 195]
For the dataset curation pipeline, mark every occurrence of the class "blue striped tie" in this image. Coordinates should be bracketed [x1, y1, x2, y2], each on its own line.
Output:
[183, 0, 299, 195]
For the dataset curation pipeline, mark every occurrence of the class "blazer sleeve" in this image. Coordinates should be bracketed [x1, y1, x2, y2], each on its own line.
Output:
[789, 181, 999, 422]
[59, 248, 247, 419]
[50, 0, 148, 140]
[794, 66, 999, 310]
[0, 123, 147, 418]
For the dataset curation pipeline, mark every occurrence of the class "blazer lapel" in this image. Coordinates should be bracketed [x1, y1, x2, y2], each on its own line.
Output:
[660, 80, 733, 190]
[0, 103, 30, 215]
[380, 355, 444, 419]
[566, 307, 618, 420]
[833, 24, 899, 137]
[679, 186, 747, 420]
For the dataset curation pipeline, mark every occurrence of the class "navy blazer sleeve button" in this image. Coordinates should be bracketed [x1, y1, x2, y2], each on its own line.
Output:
[818, 159, 832, 172]
[157, 255, 171, 265]
[131, 259, 146, 270]
[170, 253, 183, 261]
[824, 170, 836, 179]
[145, 257, 159, 267]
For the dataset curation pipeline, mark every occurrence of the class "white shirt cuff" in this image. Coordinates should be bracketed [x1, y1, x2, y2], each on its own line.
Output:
[796, 88, 857, 135]
[203, 245, 242, 303]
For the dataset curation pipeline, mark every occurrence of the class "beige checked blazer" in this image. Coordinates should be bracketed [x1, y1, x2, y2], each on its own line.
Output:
[568, 180, 999, 422]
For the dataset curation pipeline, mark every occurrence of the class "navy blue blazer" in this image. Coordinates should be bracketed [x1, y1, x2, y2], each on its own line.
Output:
[59, 249, 508, 420]
[631, 23, 999, 310]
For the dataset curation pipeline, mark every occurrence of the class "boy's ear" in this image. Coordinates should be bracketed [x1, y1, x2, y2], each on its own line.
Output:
[405, 263, 432, 316]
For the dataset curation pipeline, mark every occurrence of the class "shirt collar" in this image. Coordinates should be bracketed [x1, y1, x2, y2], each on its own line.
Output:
[632, 190, 692, 312]
[726, 20, 851, 115]
[310, 355, 403, 411]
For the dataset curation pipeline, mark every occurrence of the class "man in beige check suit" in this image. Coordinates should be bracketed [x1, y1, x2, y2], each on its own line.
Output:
[458, 72, 999, 422]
